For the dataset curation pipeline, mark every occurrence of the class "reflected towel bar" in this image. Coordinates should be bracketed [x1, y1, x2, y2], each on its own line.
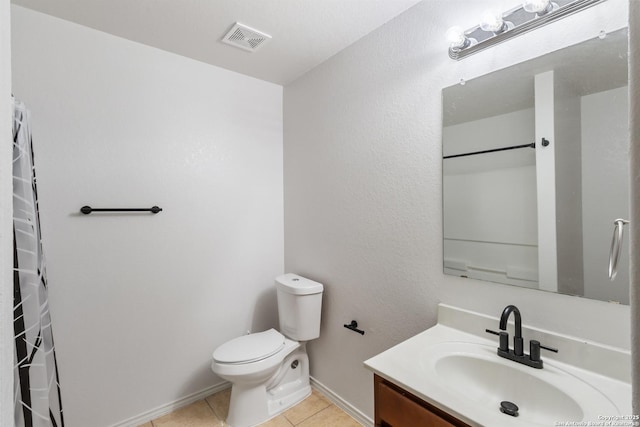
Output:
[443, 142, 536, 159]
[80, 206, 162, 214]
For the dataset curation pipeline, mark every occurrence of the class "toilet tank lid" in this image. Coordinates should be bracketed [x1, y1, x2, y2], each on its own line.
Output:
[276, 273, 323, 295]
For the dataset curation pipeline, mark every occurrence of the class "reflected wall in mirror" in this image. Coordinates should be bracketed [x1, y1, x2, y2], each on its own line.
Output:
[442, 28, 629, 304]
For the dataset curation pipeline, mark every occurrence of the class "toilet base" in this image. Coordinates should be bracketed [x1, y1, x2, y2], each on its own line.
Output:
[266, 379, 310, 417]
[227, 382, 271, 427]
[226, 347, 311, 427]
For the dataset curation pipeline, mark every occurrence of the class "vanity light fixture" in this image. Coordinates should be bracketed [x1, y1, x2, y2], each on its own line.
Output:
[446, 26, 470, 50]
[522, 0, 554, 14]
[479, 9, 508, 33]
[447, 0, 607, 60]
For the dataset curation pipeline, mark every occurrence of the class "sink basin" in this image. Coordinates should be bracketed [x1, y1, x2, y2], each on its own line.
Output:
[365, 305, 631, 427]
[422, 342, 620, 426]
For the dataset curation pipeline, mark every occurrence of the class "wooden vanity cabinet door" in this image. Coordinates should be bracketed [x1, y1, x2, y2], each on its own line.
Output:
[374, 375, 471, 427]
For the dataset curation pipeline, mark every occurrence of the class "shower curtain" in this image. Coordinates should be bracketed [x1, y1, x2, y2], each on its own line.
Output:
[13, 99, 64, 427]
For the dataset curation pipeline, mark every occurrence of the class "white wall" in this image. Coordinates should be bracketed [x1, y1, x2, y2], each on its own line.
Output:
[284, 0, 630, 419]
[582, 86, 629, 303]
[11, 6, 284, 427]
[0, 0, 13, 426]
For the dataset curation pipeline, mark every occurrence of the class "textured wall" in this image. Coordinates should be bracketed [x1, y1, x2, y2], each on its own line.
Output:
[11, 6, 284, 427]
[284, 0, 630, 419]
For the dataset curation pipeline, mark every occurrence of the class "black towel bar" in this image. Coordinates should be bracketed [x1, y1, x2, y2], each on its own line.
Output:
[80, 206, 162, 214]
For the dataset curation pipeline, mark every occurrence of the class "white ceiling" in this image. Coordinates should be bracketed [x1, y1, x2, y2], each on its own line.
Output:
[11, 0, 423, 85]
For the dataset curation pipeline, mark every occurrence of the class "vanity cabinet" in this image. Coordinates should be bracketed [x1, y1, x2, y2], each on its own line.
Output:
[374, 375, 471, 427]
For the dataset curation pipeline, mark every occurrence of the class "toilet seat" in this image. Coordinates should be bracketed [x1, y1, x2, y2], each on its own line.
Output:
[213, 329, 285, 364]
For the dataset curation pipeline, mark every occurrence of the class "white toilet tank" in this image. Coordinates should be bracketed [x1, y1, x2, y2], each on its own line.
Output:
[276, 274, 323, 341]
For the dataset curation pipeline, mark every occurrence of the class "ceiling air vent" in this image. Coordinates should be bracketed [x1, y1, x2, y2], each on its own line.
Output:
[222, 23, 272, 53]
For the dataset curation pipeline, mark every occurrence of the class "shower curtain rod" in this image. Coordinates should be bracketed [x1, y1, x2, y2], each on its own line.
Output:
[443, 142, 535, 159]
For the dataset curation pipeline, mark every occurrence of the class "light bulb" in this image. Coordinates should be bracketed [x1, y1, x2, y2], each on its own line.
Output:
[522, 0, 552, 14]
[480, 10, 506, 33]
[446, 26, 468, 49]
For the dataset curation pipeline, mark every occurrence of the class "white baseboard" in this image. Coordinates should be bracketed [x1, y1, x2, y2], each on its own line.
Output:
[109, 377, 372, 427]
[108, 382, 231, 427]
[310, 376, 374, 427]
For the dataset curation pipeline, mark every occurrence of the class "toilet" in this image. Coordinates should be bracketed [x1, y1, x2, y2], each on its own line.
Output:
[211, 273, 324, 427]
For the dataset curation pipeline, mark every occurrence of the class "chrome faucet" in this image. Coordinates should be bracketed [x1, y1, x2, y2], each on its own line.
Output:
[486, 304, 558, 369]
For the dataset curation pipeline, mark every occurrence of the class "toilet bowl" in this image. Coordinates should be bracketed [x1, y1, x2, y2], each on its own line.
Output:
[212, 329, 308, 427]
[211, 274, 323, 427]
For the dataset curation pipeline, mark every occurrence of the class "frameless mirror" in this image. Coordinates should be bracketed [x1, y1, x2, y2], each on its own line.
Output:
[442, 28, 629, 304]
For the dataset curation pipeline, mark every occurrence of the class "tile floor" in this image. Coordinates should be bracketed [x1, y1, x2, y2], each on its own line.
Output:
[137, 388, 363, 427]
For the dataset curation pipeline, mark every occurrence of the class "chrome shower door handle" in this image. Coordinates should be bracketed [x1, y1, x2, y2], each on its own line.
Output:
[608, 218, 629, 280]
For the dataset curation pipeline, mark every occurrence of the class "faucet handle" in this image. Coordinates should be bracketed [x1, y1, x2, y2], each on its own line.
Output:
[486, 329, 509, 352]
[540, 343, 558, 353]
[530, 340, 558, 362]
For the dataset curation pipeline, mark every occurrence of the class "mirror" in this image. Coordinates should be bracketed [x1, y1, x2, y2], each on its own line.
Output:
[442, 28, 629, 304]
